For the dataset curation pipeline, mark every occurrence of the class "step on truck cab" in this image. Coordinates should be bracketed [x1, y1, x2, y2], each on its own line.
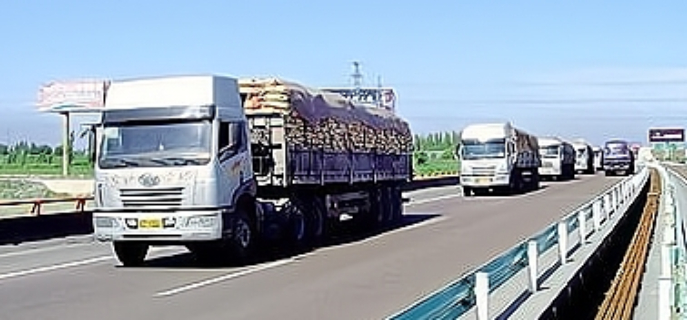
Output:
[538, 137, 576, 181]
[602, 139, 635, 176]
[458, 122, 541, 196]
[86, 75, 412, 266]
[571, 139, 595, 174]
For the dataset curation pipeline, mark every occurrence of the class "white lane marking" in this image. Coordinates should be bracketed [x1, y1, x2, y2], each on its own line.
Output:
[408, 194, 461, 205]
[154, 258, 295, 297]
[0, 256, 112, 282]
[302, 214, 448, 255]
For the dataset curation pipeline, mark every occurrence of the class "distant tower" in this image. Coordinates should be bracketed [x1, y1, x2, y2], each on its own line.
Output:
[376, 75, 383, 108]
[351, 61, 364, 100]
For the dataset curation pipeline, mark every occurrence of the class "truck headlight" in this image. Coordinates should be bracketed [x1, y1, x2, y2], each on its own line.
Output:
[185, 215, 218, 228]
[496, 163, 509, 174]
[94, 216, 120, 228]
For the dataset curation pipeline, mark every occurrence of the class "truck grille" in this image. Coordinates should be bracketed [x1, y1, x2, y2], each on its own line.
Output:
[471, 167, 496, 176]
[119, 187, 184, 207]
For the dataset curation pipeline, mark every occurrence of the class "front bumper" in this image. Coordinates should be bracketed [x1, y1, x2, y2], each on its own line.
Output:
[93, 210, 225, 242]
[460, 174, 510, 187]
[603, 162, 631, 171]
[539, 167, 562, 176]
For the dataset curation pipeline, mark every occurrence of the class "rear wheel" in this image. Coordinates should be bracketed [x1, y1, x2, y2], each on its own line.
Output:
[388, 185, 403, 224]
[304, 196, 326, 245]
[284, 202, 307, 248]
[113, 242, 148, 267]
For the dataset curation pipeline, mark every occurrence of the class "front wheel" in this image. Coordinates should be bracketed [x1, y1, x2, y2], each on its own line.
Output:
[227, 211, 256, 264]
[113, 242, 148, 267]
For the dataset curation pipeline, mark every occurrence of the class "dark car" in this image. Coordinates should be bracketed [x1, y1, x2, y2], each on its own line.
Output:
[602, 139, 635, 176]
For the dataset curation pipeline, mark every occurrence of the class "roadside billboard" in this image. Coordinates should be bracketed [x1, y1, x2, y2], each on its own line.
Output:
[648, 128, 685, 142]
[321, 87, 396, 111]
[37, 79, 110, 113]
[649, 127, 686, 161]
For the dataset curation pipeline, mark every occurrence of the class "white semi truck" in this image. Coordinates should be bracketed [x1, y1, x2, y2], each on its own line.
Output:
[85, 75, 412, 266]
[458, 122, 541, 196]
[538, 137, 576, 180]
[571, 139, 595, 174]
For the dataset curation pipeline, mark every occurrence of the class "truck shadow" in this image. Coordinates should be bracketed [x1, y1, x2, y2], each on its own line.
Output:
[133, 213, 442, 269]
[468, 185, 549, 198]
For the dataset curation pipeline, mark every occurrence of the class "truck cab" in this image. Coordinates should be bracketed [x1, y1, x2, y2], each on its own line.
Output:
[92, 75, 259, 266]
[458, 122, 540, 196]
[593, 146, 603, 171]
[571, 140, 595, 174]
[602, 139, 635, 176]
[538, 137, 576, 180]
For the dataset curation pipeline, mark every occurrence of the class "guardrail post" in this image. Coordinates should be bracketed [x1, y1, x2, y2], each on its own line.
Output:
[557, 221, 568, 264]
[603, 194, 612, 220]
[578, 210, 587, 243]
[475, 272, 489, 320]
[527, 240, 538, 292]
[31, 200, 43, 216]
[593, 200, 602, 231]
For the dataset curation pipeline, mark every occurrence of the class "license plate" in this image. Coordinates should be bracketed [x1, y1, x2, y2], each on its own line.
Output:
[139, 219, 162, 229]
[477, 177, 491, 184]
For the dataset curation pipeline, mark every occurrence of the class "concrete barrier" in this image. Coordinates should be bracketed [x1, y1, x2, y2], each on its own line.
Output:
[0, 211, 93, 246]
[0, 175, 459, 246]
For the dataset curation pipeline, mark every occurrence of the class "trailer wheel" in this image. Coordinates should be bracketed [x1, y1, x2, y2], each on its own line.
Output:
[113, 242, 148, 267]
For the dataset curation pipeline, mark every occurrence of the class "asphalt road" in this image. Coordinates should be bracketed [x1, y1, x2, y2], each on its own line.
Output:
[0, 173, 623, 320]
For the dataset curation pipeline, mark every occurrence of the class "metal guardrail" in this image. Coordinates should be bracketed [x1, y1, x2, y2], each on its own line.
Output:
[387, 166, 650, 320]
[657, 165, 687, 319]
[0, 196, 93, 216]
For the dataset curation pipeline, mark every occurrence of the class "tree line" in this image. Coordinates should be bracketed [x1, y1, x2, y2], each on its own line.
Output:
[413, 131, 461, 164]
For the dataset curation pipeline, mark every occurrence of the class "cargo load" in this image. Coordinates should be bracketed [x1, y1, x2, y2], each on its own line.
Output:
[239, 77, 413, 155]
[239, 77, 413, 187]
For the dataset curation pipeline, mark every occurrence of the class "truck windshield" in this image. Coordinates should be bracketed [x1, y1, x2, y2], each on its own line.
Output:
[576, 148, 587, 158]
[461, 141, 506, 160]
[540, 146, 560, 158]
[98, 120, 212, 169]
[605, 143, 629, 156]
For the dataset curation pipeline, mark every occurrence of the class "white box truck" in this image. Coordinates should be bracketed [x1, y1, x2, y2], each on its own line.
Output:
[538, 137, 576, 180]
[571, 139, 595, 174]
[458, 122, 541, 196]
[87, 75, 412, 266]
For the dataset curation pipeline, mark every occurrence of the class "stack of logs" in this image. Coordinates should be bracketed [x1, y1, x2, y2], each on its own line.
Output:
[239, 78, 413, 155]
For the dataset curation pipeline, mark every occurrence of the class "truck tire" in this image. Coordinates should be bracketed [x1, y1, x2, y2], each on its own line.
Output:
[462, 186, 472, 197]
[227, 210, 256, 264]
[113, 241, 148, 267]
[304, 196, 326, 245]
[284, 202, 307, 248]
[388, 185, 403, 224]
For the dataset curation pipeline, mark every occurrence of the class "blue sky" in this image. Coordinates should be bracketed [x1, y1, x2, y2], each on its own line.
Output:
[1, 0, 687, 148]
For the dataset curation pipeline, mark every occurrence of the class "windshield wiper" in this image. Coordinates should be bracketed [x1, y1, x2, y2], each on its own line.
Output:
[148, 157, 204, 166]
[101, 157, 142, 168]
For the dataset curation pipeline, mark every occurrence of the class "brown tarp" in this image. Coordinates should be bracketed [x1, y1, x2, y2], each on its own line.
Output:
[239, 77, 412, 154]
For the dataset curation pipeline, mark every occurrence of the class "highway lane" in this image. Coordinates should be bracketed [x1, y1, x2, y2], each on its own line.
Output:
[0, 174, 623, 320]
